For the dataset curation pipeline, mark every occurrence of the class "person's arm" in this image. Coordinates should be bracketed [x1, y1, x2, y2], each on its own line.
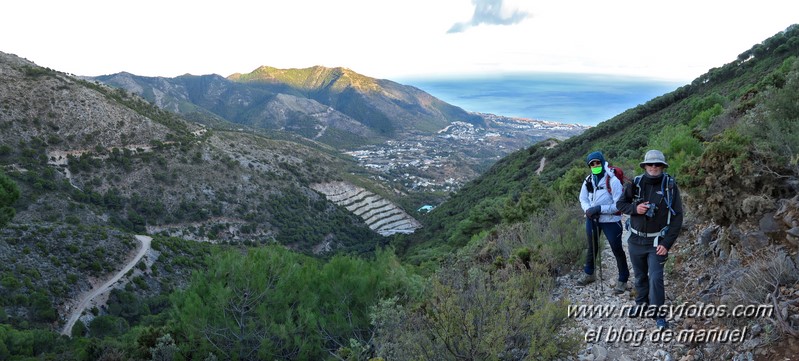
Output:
[579, 179, 591, 212]
[616, 179, 637, 215]
[606, 176, 623, 214]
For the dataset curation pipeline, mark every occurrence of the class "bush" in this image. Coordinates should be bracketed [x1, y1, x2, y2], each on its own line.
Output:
[30, 292, 57, 323]
[0, 170, 20, 228]
[724, 248, 799, 339]
[89, 315, 129, 338]
[70, 320, 87, 337]
[371, 261, 578, 360]
[745, 58, 799, 180]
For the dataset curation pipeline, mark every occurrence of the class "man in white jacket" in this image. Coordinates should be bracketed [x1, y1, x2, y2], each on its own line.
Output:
[577, 151, 629, 294]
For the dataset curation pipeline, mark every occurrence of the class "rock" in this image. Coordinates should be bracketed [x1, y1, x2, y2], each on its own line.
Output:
[654, 349, 673, 361]
[593, 344, 608, 361]
[749, 323, 762, 337]
[740, 231, 770, 253]
[578, 347, 593, 361]
[698, 225, 719, 245]
[774, 195, 799, 228]
[759, 212, 781, 233]
[729, 246, 740, 261]
[742, 337, 761, 350]
[788, 235, 799, 247]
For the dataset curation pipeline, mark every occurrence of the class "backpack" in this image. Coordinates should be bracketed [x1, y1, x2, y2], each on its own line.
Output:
[584, 165, 627, 194]
[626, 173, 677, 244]
[632, 173, 677, 221]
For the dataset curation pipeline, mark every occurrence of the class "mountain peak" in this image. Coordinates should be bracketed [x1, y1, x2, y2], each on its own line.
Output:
[228, 65, 373, 92]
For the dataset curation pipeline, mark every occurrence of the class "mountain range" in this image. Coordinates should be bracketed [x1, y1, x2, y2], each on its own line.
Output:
[90, 65, 520, 147]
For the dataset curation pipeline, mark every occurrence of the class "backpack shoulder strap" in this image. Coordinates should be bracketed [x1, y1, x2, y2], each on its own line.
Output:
[632, 175, 643, 201]
[662, 173, 676, 215]
[584, 174, 594, 193]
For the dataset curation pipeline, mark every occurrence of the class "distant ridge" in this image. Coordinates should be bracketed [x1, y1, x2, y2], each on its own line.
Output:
[91, 65, 485, 148]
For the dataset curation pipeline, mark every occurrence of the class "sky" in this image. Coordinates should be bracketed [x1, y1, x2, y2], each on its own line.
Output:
[2, 0, 797, 83]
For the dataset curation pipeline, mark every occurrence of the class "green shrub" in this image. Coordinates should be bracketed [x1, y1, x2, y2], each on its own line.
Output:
[88, 315, 129, 338]
[70, 320, 87, 337]
[1, 275, 20, 290]
[649, 123, 703, 177]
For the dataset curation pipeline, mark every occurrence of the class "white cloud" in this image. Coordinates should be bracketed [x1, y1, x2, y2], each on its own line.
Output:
[447, 0, 532, 33]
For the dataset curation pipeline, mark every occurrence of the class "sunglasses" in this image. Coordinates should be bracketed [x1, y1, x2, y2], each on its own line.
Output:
[644, 163, 663, 167]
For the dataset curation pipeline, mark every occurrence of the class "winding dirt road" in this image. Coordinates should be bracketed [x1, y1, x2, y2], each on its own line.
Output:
[60, 235, 152, 336]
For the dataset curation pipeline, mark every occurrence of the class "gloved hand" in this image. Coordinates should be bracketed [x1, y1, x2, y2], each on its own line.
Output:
[585, 206, 601, 219]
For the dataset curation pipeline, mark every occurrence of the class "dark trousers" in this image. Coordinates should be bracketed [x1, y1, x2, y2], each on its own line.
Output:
[584, 219, 629, 282]
[627, 234, 668, 307]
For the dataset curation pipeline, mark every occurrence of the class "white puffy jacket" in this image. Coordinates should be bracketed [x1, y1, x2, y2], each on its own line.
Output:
[579, 163, 623, 223]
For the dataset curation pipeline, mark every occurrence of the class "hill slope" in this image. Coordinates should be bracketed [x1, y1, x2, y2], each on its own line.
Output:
[0, 51, 414, 259]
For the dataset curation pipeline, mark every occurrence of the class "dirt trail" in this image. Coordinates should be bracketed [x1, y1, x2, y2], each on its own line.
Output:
[60, 235, 152, 336]
[536, 157, 546, 175]
[556, 219, 684, 361]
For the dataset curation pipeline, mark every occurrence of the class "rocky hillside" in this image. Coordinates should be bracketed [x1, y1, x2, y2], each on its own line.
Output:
[0, 51, 409, 253]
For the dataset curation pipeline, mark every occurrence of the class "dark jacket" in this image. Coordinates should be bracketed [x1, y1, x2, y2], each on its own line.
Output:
[616, 173, 683, 250]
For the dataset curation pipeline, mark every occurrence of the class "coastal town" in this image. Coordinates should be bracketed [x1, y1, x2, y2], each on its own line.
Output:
[345, 113, 589, 193]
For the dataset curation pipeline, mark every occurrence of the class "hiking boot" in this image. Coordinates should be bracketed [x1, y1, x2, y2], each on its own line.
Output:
[613, 280, 626, 294]
[576, 273, 596, 286]
[656, 318, 669, 330]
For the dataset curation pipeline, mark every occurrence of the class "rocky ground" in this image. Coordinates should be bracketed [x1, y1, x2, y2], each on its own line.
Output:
[555, 221, 686, 361]
[554, 213, 799, 361]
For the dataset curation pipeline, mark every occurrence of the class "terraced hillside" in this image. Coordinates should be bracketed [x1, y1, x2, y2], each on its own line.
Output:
[312, 182, 421, 236]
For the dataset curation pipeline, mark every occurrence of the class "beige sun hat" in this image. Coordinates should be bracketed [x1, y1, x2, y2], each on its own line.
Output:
[639, 150, 669, 168]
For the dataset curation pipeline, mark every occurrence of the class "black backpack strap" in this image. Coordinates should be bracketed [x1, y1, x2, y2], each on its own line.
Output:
[584, 174, 594, 193]
[662, 173, 676, 216]
[633, 175, 642, 201]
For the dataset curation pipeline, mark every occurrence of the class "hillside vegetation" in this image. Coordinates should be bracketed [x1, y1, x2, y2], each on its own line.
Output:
[406, 24, 799, 256]
[0, 24, 798, 360]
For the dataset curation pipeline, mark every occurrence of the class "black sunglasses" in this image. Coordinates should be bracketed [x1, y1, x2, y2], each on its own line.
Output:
[644, 163, 663, 167]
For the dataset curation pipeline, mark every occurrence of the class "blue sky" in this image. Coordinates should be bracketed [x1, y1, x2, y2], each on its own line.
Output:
[2, 0, 797, 82]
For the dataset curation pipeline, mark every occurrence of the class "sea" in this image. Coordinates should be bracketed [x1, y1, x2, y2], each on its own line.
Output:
[399, 73, 685, 126]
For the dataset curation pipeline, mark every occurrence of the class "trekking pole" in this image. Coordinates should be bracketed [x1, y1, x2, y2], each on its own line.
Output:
[593, 219, 603, 293]
[591, 222, 597, 292]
